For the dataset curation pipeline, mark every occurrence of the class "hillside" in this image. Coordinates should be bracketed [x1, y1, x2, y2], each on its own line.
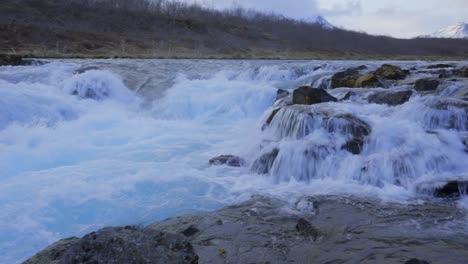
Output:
[1, 0, 468, 59]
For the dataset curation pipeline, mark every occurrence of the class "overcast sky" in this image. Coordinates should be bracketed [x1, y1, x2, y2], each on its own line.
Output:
[181, 0, 467, 38]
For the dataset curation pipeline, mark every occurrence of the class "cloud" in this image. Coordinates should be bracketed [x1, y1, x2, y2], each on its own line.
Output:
[320, 0, 363, 17]
[375, 7, 396, 16]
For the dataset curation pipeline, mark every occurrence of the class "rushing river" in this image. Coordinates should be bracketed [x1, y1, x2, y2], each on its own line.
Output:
[0, 59, 467, 263]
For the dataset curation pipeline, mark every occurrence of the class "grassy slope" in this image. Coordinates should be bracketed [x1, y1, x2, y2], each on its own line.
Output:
[1, 0, 468, 60]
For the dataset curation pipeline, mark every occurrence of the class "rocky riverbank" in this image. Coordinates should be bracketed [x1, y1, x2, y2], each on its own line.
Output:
[25, 195, 468, 264]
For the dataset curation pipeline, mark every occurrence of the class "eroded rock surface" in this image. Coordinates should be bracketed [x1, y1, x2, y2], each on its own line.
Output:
[24, 226, 198, 264]
[147, 196, 468, 264]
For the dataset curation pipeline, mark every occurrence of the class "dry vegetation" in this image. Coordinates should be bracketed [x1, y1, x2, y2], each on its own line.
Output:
[1, 0, 468, 59]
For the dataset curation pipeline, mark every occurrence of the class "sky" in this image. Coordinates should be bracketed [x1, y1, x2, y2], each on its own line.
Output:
[180, 0, 467, 38]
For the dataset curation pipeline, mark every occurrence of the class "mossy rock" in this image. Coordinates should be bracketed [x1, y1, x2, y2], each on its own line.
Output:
[375, 64, 408, 80]
[354, 74, 378, 88]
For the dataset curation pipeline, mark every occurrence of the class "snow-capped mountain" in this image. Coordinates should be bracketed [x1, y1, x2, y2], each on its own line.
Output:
[313, 16, 334, 30]
[420, 22, 468, 39]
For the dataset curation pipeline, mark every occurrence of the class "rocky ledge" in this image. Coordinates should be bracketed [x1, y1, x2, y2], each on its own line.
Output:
[25, 195, 468, 264]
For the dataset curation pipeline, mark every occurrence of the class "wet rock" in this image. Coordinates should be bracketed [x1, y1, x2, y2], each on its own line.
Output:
[414, 78, 440, 91]
[357, 65, 368, 70]
[340, 91, 352, 101]
[276, 89, 290, 101]
[292, 86, 337, 105]
[263, 108, 282, 129]
[329, 114, 371, 155]
[375, 64, 408, 80]
[209, 155, 244, 167]
[438, 70, 452, 79]
[427, 64, 453, 69]
[354, 73, 379, 88]
[295, 218, 320, 240]
[147, 196, 468, 264]
[24, 226, 198, 264]
[434, 181, 468, 198]
[405, 259, 430, 264]
[331, 68, 360, 88]
[342, 138, 365, 155]
[251, 148, 279, 174]
[453, 67, 468, 78]
[368, 90, 413, 106]
[182, 225, 200, 237]
[327, 114, 371, 139]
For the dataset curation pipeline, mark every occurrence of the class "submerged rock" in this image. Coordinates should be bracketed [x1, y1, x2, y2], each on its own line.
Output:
[24, 226, 198, 264]
[375, 64, 408, 80]
[74, 66, 100, 74]
[209, 155, 244, 167]
[368, 90, 413, 106]
[414, 78, 440, 91]
[251, 148, 279, 174]
[275, 89, 290, 101]
[342, 138, 365, 155]
[331, 68, 360, 88]
[292, 86, 337, 105]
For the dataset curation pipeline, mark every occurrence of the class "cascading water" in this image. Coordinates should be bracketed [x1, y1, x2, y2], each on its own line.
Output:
[0, 59, 467, 263]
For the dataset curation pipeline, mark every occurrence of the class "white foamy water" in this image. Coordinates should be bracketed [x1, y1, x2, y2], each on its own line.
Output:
[0, 59, 467, 263]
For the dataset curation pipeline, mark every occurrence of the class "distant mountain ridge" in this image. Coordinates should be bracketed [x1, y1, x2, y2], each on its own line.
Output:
[420, 22, 468, 39]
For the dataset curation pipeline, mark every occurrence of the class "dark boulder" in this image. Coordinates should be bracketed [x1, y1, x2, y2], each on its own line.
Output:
[24, 226, 199, 264]
[368, 90, 413, 106]
[427, 64, 453, 69]
[414, 78, 440, 91]
[375, 64, 408, 80]
[331, 68, 360, 88]
[209, 155, 244, 167]
[434, 181, 468, 198]
[357, 65, 368, 70]
[251, 148, 279, 174]
[292, 86, 337, 105]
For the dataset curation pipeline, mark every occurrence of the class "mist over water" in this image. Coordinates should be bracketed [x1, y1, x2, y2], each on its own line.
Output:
[0, 59, 467, 263]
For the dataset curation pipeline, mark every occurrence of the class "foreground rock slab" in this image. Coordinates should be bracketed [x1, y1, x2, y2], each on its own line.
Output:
[24, 226, 198, 264]
[25, 195, 468, 264]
